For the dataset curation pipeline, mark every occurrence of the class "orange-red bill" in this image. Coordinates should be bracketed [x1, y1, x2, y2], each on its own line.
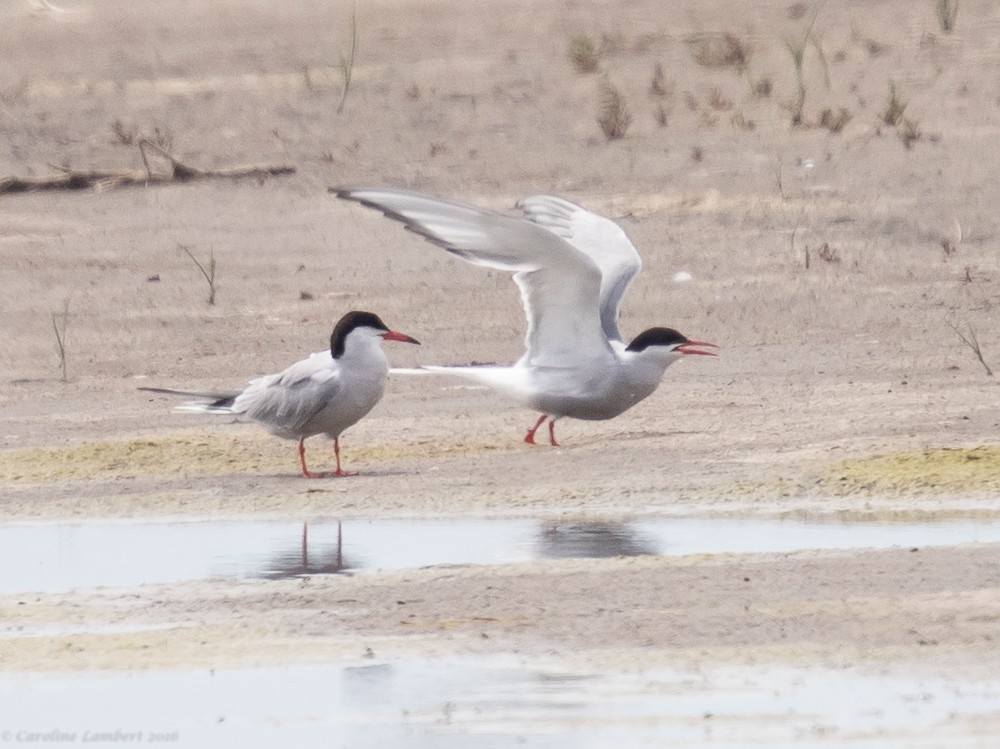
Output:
[381, 330, 421, 345]
[678, 339, 718, 356]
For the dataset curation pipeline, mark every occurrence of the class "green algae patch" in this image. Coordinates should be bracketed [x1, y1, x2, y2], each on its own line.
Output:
[0, 433, 286, 484]
[0, 432, 504, 485]
[818, 446, 1000, 496]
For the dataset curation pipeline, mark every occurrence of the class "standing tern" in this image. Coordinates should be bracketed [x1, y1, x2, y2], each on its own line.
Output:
[333, 188, 716, 446]
[141, 311, 420, 477]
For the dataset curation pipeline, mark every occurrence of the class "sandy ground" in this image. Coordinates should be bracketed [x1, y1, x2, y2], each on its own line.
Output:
[2, 0, 1000, 738]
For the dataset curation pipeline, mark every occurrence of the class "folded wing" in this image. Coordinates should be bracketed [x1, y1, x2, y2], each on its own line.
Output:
[232, 352, 341, 434]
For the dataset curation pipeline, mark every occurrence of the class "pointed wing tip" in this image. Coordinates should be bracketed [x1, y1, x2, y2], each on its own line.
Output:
[331, 186, 401, 206]
[329, 186, 369, 202]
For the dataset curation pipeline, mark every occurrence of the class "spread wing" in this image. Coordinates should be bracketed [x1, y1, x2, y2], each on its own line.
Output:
[516, 195, 641, 342]
[334, 187, 612, 369]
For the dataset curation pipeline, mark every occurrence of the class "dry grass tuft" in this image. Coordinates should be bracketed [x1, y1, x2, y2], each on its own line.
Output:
[110, 121, 172, 151]
[899, 117, 922, 149]
[947, 320, 993, 376]
[654, 104, 669, 128]
[597, 81, 632, 139]
[598, 32, 627, 57]
[818, 107, 852, 133]
[51, 298, 71, 382]
[178, 242, 217, 306]
[730, 112, 756, 131]
[784, 9, 829, 127]
[707, 87, 733, 111]
[936, 0, 959, 32]
[649, 63, 670, 97]
[110, 119, 137, 146]
[787, 2, 809, 20]
[686, 32, 751, 70]
[752, 76, 773, 98]
[568, 34, 601, 73]
[336, 7, 357, 114]
[816, 242, 840, 263]
[876, 83, 921, 148]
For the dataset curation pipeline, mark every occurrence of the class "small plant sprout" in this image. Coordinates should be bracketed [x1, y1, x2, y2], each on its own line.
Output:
[568, 34, 601, 74]
[936, 0, 959, 32]
[178, 242, 217, 305]
[784, 3, 830, 126]
[597, 81, 632, 140]
[51, 298, 71, 382]
[881, 82, 907, 126]
[337, 7, 357, 114]
[947, 320, 993, 376]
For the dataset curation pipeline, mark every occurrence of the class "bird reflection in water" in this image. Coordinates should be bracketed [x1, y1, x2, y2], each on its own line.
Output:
[260, 521, 355, 579]
[537, 522, 660, 559]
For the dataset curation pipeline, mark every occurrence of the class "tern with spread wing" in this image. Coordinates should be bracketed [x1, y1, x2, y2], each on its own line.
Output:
[141, 311, 419, 477]
[333, 188, 716, 446]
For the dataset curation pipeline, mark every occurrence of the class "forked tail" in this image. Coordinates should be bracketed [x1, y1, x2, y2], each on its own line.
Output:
[138, 386, 240, 413]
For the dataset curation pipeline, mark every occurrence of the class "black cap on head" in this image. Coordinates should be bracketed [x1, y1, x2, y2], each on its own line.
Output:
[625, 327, 688, 353]
[330, 310, 390, 358]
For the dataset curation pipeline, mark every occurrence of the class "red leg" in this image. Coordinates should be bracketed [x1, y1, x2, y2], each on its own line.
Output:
[548, 419, 560, 447]
[330, 437, 358, 477]
[298, 438, 326, 478]
[524, 414, 548, 445]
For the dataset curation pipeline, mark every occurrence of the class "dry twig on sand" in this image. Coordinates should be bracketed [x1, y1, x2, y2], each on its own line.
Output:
[946, 319, 993, 377]
[0, 140, 295, 195]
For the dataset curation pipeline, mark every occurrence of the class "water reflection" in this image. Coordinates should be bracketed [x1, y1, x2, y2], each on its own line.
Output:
[260, 522, 356, 579]
[264, 520, 661, 580]
[1, 657, 996, 748]
[537, 523, 658, 559]
[2, 516, 1000, 594]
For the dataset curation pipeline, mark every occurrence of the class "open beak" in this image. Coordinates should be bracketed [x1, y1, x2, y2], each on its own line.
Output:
[381, 330, 421, 345]
[677, 339, 718, 357]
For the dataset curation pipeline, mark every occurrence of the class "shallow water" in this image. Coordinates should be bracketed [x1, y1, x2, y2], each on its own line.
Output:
[1, 656, 996, 748]
[1, 515, 999, 594]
